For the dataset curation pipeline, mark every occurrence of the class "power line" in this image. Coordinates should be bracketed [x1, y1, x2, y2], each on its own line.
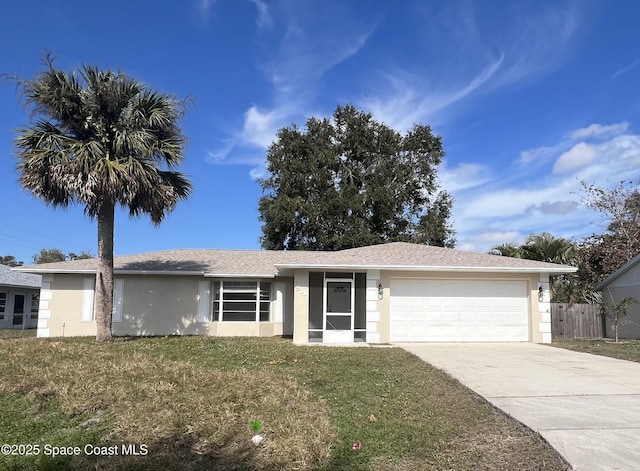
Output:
[0, 221, 93, 253]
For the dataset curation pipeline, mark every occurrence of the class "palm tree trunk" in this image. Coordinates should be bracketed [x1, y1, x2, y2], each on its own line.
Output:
[95, 199, 115, 343]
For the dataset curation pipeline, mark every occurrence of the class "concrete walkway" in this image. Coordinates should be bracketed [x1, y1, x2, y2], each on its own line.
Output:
[398, 343, 640, 471]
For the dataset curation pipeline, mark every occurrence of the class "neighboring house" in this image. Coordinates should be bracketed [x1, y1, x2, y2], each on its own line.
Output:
[16, 242, 576, 344]
[0, 264, 41, 330]
[594, 254, 640, 339]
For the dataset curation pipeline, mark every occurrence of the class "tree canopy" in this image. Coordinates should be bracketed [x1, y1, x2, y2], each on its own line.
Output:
[576, 180, 640, 291]
[258, 104, 455, 250]
[13, 55, 191, 342]
[32, 248, 65, 264]
[0, 255, 23, 267]
[32, 248, 94, 264]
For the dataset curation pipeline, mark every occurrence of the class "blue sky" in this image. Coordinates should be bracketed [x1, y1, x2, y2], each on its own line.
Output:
[1, 0, 640, 263]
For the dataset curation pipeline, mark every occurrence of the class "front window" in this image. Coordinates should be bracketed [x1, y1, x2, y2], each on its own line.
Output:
[31, 294, 40, 319]
[0, 292, 6, 320]
[212, 281, 271, 322]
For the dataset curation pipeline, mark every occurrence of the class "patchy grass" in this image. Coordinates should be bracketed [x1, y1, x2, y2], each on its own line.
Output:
[0, 336, 570, 470]
[0, 328, 36, 339]
[552, 338, 640, 362]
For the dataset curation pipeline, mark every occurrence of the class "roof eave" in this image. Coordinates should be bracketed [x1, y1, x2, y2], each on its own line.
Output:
[204, 273, 276, 279]
[0, 283, 41, 289]
[274, 263, 578, 274]
[15, 268, 277, 278]
[14, 268, 97, 274]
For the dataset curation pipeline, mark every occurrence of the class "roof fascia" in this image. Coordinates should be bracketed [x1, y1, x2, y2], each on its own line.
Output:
[14, 269, 277, 278]
[274, 263, 578, 274]
[204, 273, 276, 279]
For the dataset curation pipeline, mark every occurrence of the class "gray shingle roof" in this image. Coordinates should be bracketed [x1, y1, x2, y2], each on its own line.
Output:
[16, 242, 576, 277]
[0, 265, 41, 288]
[285, 242, 577, 272]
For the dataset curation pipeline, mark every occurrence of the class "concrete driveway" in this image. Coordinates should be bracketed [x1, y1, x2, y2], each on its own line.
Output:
[399, 343, 640, 471]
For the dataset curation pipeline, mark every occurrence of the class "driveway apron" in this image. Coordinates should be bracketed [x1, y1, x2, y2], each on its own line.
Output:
[398, 343, 640, 471]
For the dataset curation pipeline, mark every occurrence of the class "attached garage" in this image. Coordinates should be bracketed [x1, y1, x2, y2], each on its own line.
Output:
[390, 279, 529, 342]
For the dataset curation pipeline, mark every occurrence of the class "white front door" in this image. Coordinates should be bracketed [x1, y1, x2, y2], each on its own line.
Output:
[324, 279, 354, 344]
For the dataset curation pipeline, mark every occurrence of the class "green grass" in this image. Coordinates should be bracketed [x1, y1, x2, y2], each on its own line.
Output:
[552, 338, 640, 362]
[0, 336, 570, 471]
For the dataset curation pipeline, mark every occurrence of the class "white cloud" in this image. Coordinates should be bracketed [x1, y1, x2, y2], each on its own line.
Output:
[456, 231, 524, 254]
[568, 122, 629, 140]
[206, 141, 234, 163]
[475, 231, 522, 243]
[362, 56, 504, 131]
[360, 2, 580, 130]
[250, 0, 272, 29]
[206, 3, 376, 175]
[553, 142, 598, 174]
[196, 0, 217, 21]
[612, 59, 640, 80]
[519, 145, 558, 165]
[240, 105, 288, 149]
[249, 164, 268, 180]
[452, 129, 640, 253]
[527, 200, 579, 215]
[439, 163, 492, 193]
[268, 26, 374, 101]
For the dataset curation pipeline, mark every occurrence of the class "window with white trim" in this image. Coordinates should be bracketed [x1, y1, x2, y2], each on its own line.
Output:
[30, 294, 39, 319]
[212, 281, 271, 322]
[0, 292, 6, 320]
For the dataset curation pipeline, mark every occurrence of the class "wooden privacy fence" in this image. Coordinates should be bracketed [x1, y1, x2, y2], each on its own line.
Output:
[551, 303, 603, 339]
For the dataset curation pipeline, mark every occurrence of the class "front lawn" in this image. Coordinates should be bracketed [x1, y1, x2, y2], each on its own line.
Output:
[0, 328, 36, 339]
[0, 336, 569, 470]
[552, 338, 640, 363]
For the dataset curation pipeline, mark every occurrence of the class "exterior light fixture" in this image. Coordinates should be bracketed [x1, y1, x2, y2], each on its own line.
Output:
[538, 286, 544, 302]
[377, 282, 384, 300]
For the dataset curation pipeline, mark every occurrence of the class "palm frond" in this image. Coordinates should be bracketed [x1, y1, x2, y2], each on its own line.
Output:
[14, 59, 191, 221]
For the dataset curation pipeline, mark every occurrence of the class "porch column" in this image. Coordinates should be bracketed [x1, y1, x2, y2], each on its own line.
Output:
[292, 269, 309, 344]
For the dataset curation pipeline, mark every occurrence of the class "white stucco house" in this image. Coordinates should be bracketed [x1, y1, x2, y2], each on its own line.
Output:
[16, 242, 577, 344]
[0, 264, 41, 330]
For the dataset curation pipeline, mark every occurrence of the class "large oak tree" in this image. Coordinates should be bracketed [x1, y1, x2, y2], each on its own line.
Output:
[14, 56, 191, 342]
[258, 105, 455, 250]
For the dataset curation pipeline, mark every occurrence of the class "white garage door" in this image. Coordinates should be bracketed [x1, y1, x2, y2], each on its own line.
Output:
[390, 279, 529, 342]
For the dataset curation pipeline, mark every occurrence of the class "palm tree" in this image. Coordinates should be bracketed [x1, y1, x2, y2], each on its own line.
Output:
[489, 242, 524, 258]
[520, 232, 577, 265]
[14, 55, 192, 342]
[494, 233, 582, 302]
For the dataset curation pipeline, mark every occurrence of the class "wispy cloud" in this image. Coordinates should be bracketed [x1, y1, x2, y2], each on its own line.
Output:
[439, 163, 493, 193]
[362, 55, 504, 131]
[612, 59, 640, 79]
[206, 1, 377, 174]
[196, 0, 217, 21]
[249, 0, 272, 30]
[360, 1, 580, 131]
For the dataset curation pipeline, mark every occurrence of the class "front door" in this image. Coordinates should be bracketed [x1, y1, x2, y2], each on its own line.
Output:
[12, 294, 25, 327]
[324, 279, 354, 343]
